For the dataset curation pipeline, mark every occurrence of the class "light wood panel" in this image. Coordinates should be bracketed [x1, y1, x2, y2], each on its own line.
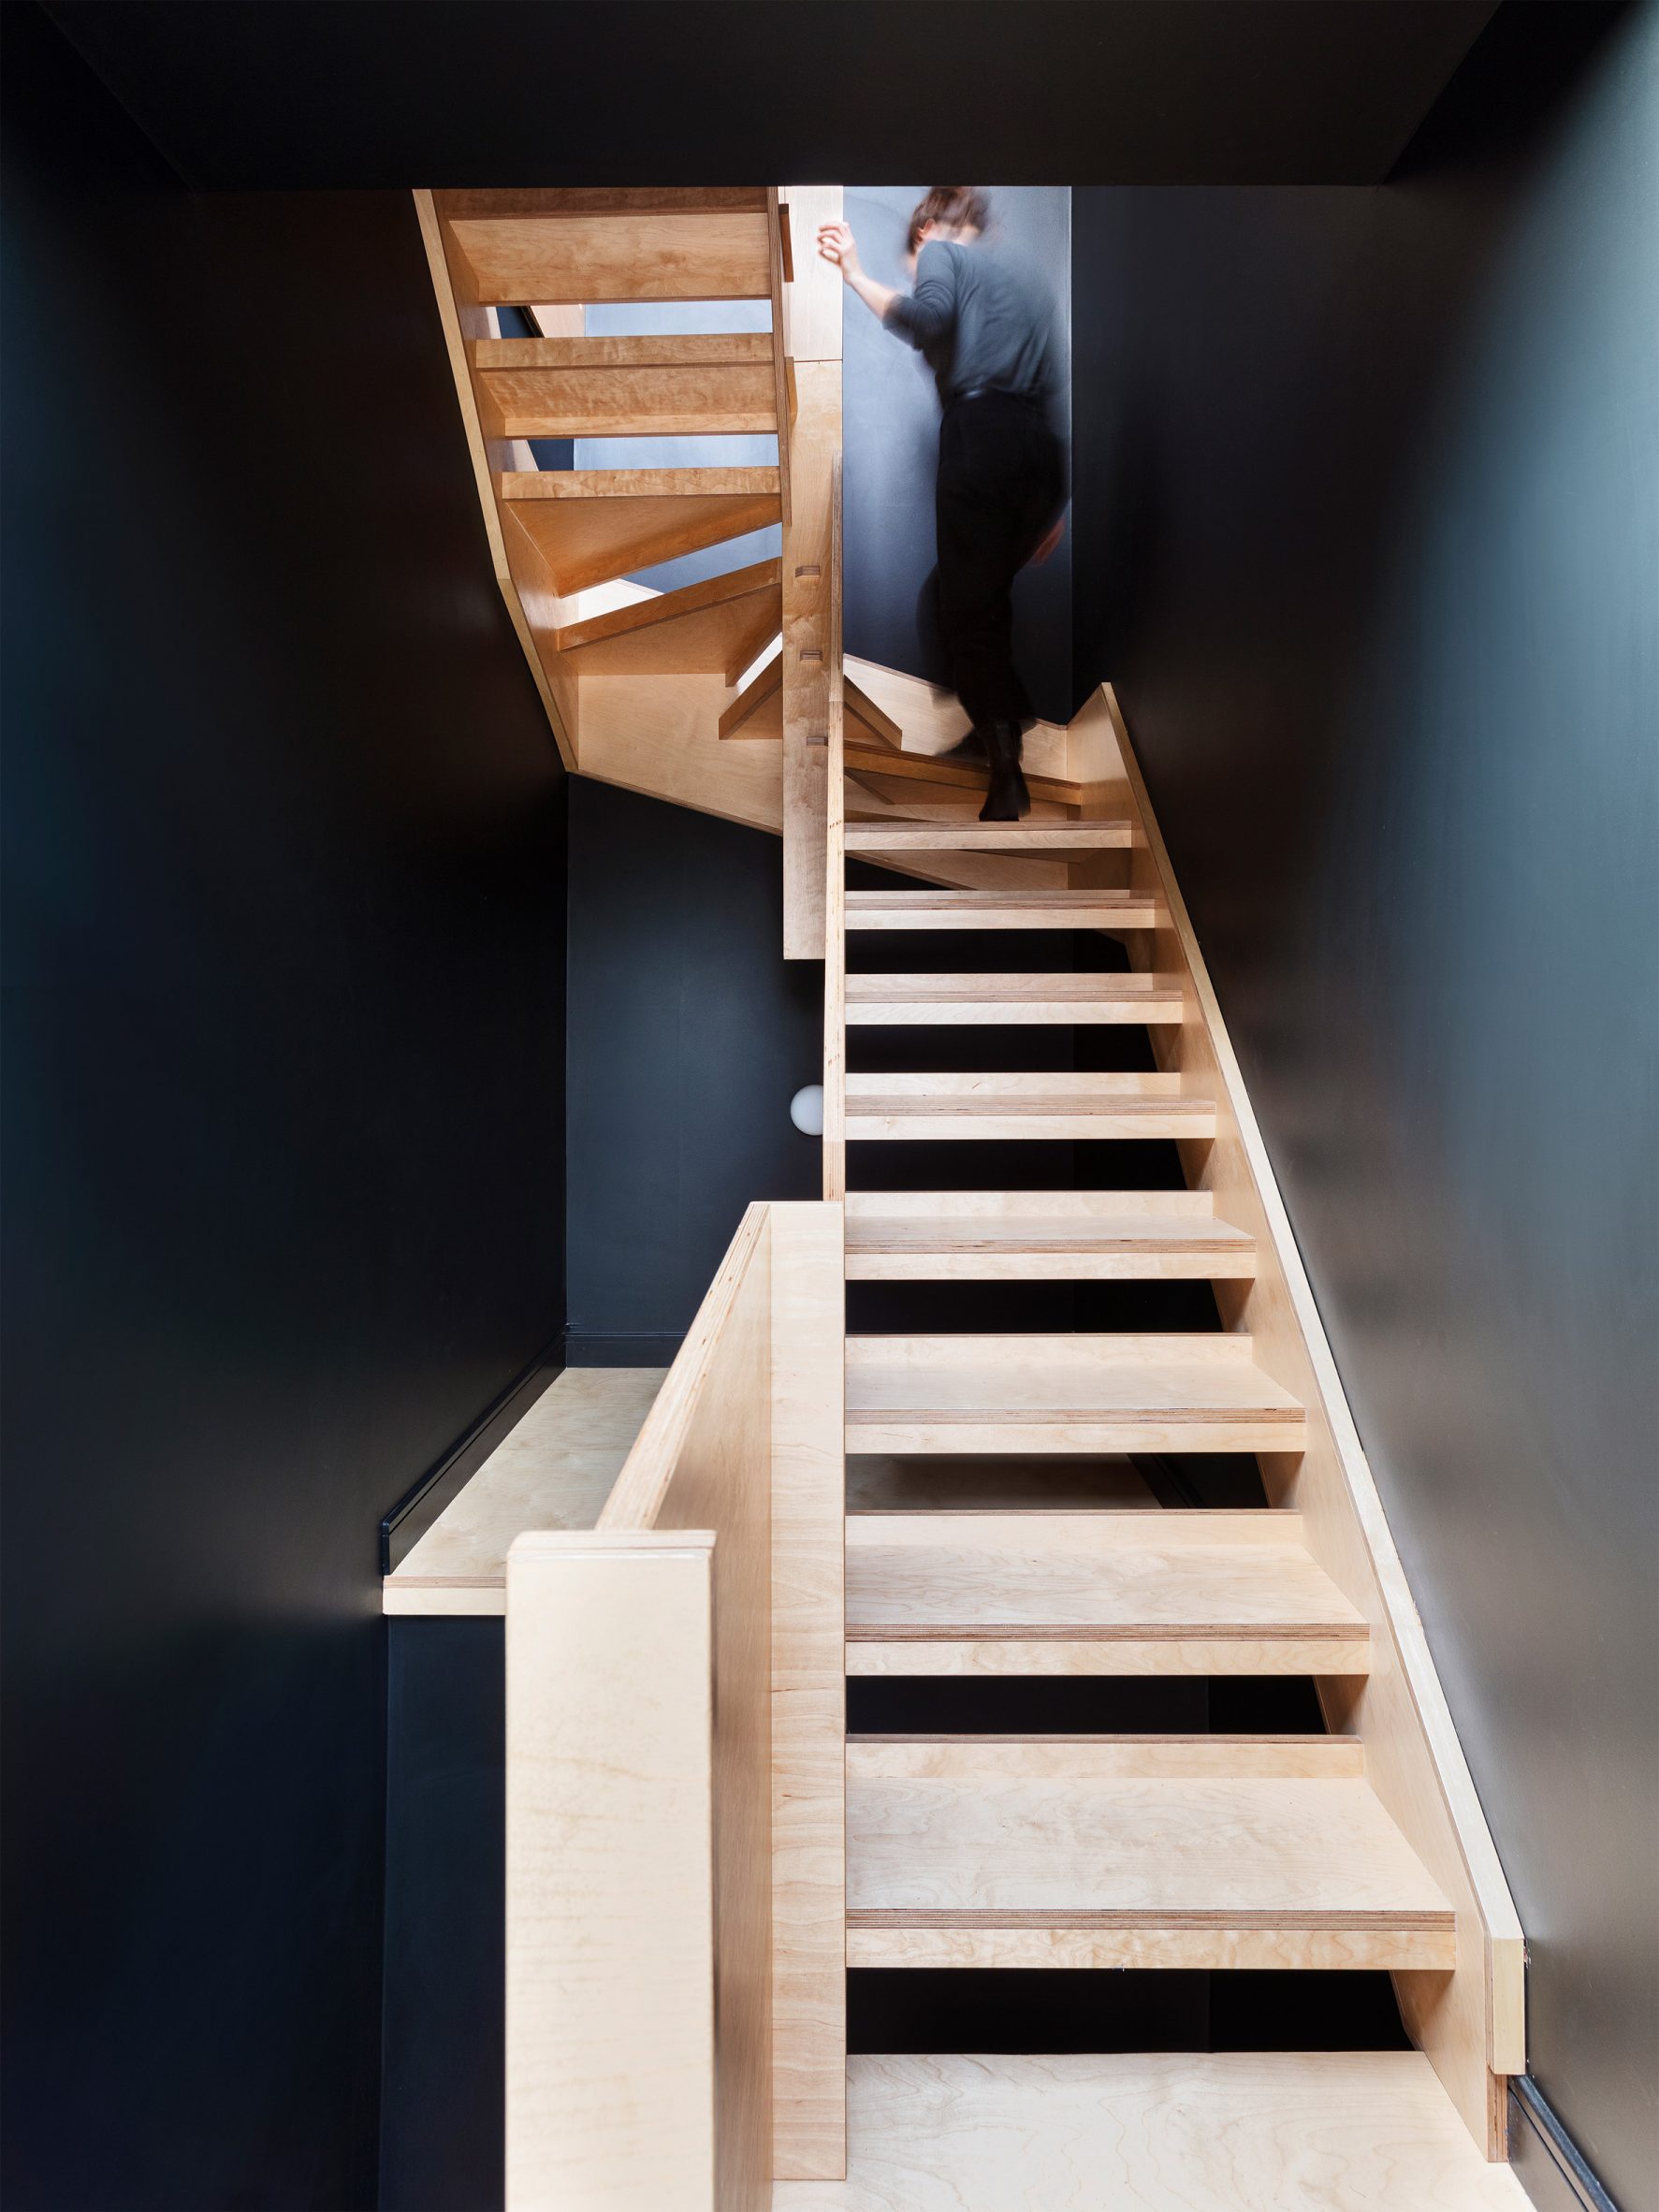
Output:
[502, 474, 781, 598]
[556, 557, 781, 677]
[1102, 684, 1525, 2148]
[843, 1067, 1215, 1143]
[770, 2052, 1532, 2210]
[445, 208, 773, 303]
[844, 971, 1185, 1024]
[579, 673, 784, 837]
[598, 1204, 774, 2212]
[846, 1735, 1454, 1972]
[780, 185, 845, 363]
[384, 1368, 666, 1613]
[768, 1204, 847, 2181]
[505, 1530, 719, 2208]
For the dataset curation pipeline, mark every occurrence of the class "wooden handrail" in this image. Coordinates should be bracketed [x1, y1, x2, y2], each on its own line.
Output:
[505, 1200, 845, 2205]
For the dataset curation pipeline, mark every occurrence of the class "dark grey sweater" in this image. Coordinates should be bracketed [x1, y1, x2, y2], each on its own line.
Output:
[882, 237, 1060, 413]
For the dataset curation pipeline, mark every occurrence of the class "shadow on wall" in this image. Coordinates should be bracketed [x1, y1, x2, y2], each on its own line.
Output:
[843, 185, 1073, 724]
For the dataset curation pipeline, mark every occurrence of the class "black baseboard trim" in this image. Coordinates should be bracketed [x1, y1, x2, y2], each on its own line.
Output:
[379, 1333, 565, 1574]
[1509, 2076, 1621, 2212]
[565, 1333, 683, 1367]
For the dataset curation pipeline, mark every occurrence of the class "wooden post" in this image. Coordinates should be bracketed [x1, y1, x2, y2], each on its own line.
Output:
[768, 1201, 847, 2178]
[779, 185, 844, 959]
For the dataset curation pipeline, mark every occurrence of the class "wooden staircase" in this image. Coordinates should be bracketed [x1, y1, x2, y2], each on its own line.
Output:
[419, 182, 1528, 2210]
[812, 667, 1528, 2204]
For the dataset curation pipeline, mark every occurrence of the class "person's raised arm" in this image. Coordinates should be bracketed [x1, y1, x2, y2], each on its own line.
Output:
[816, 221, 897, 321]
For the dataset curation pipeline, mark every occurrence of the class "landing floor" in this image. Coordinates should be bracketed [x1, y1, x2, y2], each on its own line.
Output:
[773, 2054, 1528, 2211]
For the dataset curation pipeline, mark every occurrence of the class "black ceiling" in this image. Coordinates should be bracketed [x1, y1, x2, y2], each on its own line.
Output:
[44, 0, 1498, 190]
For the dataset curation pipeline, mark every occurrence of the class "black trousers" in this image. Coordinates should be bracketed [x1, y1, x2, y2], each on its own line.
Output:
[919, 391, 1065, 733]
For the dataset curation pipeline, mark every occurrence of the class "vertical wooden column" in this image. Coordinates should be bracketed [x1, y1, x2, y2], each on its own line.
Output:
[768, 1201, 847, 2178]
[779, 185, 844, 959]
[505, 1531, 719, 2210]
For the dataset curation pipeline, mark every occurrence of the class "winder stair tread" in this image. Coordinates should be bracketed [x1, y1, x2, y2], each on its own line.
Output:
[844, 1736, 1455, 1971]
[554, 557, 780, 677]
[499, 468, 780, 597]
[844, 1510, 1368, 1675]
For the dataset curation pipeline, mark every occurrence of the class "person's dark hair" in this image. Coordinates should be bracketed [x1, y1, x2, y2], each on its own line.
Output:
[906, 186, 990, 255]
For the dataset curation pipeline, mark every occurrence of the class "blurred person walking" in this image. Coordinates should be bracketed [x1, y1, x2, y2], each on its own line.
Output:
[819, 187, 1066, 820]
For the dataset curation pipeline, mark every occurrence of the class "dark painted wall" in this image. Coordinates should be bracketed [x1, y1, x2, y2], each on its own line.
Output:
[564, 779, 821, 1356]
[843, 185, 1072, 726]
[1071, 6, 1657, 2204]
[0, 10, 566, 2207]
[381, 1622, 504, 2212]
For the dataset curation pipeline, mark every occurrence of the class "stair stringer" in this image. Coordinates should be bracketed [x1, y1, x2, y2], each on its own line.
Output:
[1081, 682, 1527, 2157]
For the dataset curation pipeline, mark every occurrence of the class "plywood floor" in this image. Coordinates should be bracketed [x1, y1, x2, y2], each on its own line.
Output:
[772, 2054, 1529, 2211]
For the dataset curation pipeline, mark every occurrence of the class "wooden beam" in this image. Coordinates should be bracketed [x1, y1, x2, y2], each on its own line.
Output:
[720, 652, 783, 739]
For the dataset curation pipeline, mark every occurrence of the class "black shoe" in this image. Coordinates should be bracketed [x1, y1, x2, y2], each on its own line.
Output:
[979, 721, 1030, 821]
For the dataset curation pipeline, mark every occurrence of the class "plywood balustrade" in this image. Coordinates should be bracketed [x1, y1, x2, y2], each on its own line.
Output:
[504, 1201, 845, 2208]
[1094, 683, 1526, 2156]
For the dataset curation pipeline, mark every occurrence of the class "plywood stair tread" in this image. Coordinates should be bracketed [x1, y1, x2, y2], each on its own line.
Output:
[846, 889, 1163, 930]
[846, 821, 1141, 852]
[500, 467, 781, 501]
[501, 473, 780, 597]
[445, 206, 774, 306]
[845, 970, 1185, 1024]
[845, 1509, 1368, 1676]
[769, 2053, 1531, 2210]
[845, 1737, 1454, 1970]
[843, 1073, 1215, 1142]
[841, 747, 1089, 803]
[844, 1206, 1257, 1279]
[554, 557, 780, 677]
[845, 1333, 1307, 1454]
[475, 333, 779, 438]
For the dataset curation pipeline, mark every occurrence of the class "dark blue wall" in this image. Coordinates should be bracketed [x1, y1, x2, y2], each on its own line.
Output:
[1071, 6, 1658, 2204]
[0, 10, 566, 2205]
[563, 779, 821, 1357]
